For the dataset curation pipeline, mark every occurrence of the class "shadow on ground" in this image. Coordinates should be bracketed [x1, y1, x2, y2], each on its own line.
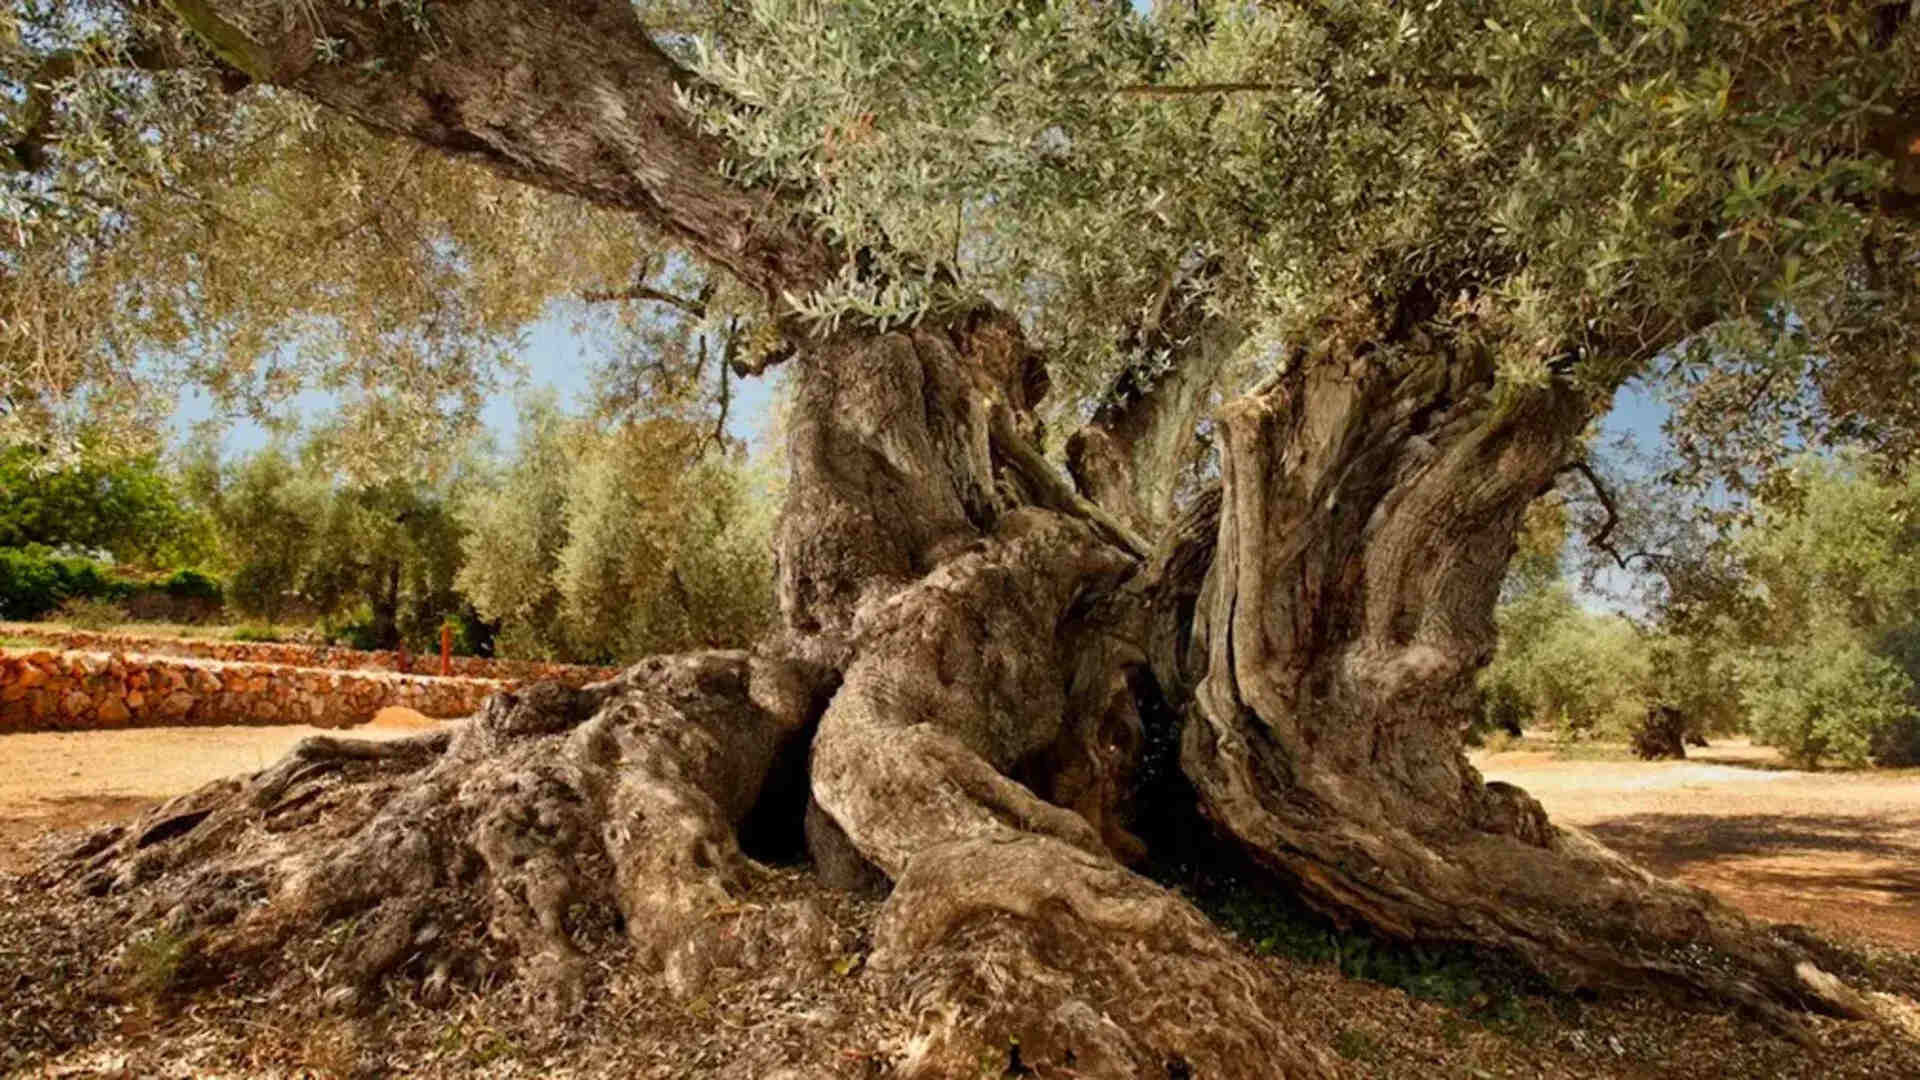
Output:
[1581, 812, 1920, 949]
[1583, 812, 1920, 868]
[1681, 751, 1804, 773]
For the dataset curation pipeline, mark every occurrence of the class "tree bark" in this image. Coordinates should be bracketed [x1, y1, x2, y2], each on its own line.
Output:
[369, 557, 402, 650]
[166, 0, 834, 300]
[34, 0, 1888, 1072]
[1180, 345, 1873, 1026]
[56, 655, 836, 1012]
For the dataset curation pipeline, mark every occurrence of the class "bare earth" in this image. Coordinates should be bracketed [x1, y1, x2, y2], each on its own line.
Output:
[2, 726, 1919, 1077]
[3, 723, 1916, 951]
[1477, 739, 1920, 952]
[0, 708, 437, 873]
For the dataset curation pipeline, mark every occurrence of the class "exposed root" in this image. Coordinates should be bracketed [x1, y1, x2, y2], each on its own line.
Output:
[39, 651, 833, 1016]
[808, 509, 1336, 1075]
[871, 838, 1336, 1078]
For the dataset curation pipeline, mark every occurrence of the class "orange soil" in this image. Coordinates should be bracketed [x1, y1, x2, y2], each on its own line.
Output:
[1478, 739, 1920, 951]
[0, 710, 436, 873]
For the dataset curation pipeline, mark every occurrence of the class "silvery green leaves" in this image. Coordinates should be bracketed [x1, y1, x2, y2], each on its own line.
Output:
[684, 0, 1915, 431]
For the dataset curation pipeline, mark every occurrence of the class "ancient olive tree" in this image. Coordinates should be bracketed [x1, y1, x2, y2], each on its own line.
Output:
[6, 0, 1919, 1074]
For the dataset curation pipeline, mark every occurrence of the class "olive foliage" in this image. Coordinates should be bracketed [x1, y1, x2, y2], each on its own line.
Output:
[1713, 454, 1920, 765]
[6, 0, 1917, 484]
[691, 0, 1918, 428]
[455, 394, 776, 664]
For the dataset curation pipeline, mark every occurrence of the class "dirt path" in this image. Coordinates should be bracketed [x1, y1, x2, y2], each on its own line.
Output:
[0, 708, 438, 873]
[1478, 739, 1920, 951]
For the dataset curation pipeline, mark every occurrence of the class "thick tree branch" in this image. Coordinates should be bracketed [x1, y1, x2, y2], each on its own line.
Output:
[157, 0, 274, 81]
[160, 0, 835, 304]
[991, 405, 1150, 559]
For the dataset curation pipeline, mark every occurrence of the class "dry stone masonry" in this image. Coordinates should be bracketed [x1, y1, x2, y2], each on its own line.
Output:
[0, 624, 617, 685]
[0, 647, 504, 733]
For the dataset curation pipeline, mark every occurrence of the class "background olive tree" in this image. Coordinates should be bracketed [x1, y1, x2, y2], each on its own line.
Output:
[457, 393, 776, 664]
[1487, 449, 1920, 767]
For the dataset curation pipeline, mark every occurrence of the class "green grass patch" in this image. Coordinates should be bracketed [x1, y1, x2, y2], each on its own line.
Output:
[1197, 873, 1560, 1028]
[1331, 1028, 1382, 1063]
[123, 927, 199, 997]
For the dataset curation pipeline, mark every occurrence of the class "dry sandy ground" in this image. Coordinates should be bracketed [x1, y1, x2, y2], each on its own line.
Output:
[3, 727, 1920, 1078]
[0, 708, 438, 873]
[1478, 739, 1920, 951]
[4, 723, 1916, 951]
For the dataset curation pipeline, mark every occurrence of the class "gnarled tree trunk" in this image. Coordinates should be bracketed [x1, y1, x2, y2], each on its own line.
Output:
[1176, 345, 1871, 1025]
[21, 0, 1889, 1075]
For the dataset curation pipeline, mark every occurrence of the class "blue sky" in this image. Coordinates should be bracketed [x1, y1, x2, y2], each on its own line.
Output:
[1601, 382, 1666, 447]
[173, 307, 1666, 460]
[169, 309, 780, 457]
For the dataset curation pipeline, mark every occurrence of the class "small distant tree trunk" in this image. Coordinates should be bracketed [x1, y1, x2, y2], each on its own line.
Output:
[370, 560, 401, 650]
[1634, 705, 1691, 760]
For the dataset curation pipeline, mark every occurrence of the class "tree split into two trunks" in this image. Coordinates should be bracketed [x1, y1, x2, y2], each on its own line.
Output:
[37, 0, 1895, 1070]
[39, 314, 1884, 1078]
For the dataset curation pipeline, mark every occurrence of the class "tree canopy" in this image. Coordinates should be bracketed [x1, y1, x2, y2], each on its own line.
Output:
[2, 0, 762, 462]
[1485, 447, 1920, 766]
[4, 1, 1916, 481]
[0, 442, 209, 563]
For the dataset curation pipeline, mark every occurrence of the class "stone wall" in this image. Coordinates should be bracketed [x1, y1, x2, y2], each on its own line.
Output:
[0, 624, 618, 685]
[0, 648, 505, 733]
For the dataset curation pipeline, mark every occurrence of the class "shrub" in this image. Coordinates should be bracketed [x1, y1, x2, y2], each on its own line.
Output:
[55, 595, 127, 631]
[0, 546, 65, 618]
[0, 545, 132, 619]
[230, 624, 286, 643]
[326, 610, 382, 652]
[162, 568, 223, 603]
